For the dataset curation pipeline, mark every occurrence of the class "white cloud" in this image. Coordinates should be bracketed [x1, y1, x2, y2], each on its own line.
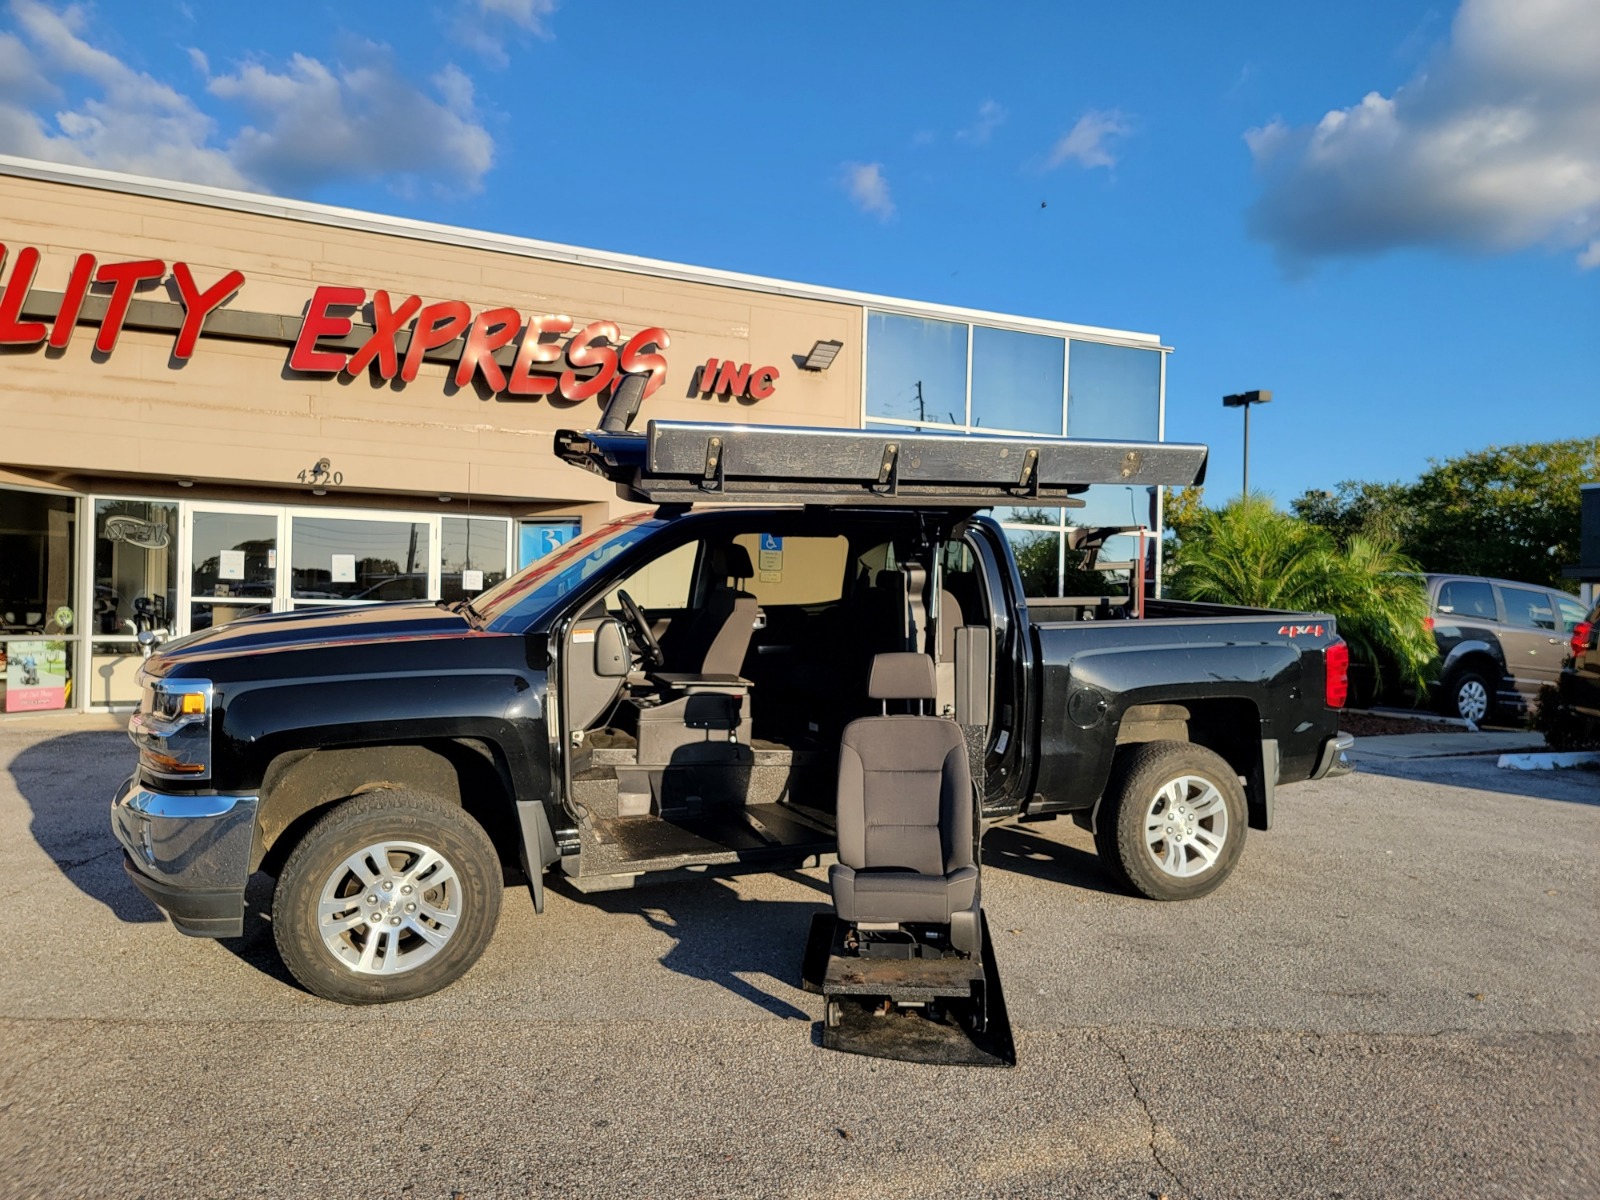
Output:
[207, 47, 494, 194]
[452, 0, 558, 66]
[0, 2, 497, 198]
[0, 0, 248, 187]
[1245, 0, 1600, 270]
[955, 99, 1006, 145]
[1046, 109, 1131, 170]
[842, 161, 894, 221]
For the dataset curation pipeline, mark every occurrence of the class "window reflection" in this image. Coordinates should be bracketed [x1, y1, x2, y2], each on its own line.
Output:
[866, 313, 967, 426]
[291, 517, 430, 602]
[441, 517, 509, 602]
[971, 326, 1064, 434]
[1067, 341, 1160, 441]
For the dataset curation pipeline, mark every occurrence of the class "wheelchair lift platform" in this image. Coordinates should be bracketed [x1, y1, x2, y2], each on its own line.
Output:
[801, 912, 1015, 1068]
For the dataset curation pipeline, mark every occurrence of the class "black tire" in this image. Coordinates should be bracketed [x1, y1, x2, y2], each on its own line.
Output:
[272, 789, 503, 1005]
[1443, 667, 1494, 724]
[1093, 740, 1247, 902]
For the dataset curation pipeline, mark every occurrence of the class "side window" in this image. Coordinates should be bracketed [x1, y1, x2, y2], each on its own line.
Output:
[1436, 580, 1496, 620]
[731, 534, 848, 606]
[1557, 597, 1588, 633]
[1499, 586, 1555, 630]
[606, 541, 698, 612]
[943, 537, 988, 624]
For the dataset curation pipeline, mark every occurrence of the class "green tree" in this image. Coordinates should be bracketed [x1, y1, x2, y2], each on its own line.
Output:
[1405, 439, 1597, 590]
[1291, 438, 1598, 591]
[1291, 480, 1412, 546]
[1169, 497, 1436, 694]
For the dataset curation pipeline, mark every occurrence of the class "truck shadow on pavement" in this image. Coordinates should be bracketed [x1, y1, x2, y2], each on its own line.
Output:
[8, 730, 162, 924]
[549, 871, 824, 1021]
[981, 823, 1125, 895]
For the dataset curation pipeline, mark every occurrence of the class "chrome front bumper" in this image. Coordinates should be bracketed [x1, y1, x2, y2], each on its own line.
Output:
[111, 776, 258, 938]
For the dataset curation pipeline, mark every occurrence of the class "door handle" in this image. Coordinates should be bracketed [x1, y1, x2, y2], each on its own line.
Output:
[1548, 637, 1563, 645]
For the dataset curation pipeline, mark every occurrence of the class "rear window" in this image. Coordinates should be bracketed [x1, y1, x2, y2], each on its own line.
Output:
[1436, 580, 1496, 620]
[732, 534, 848, 606]
[1499, 586, 1556, 630]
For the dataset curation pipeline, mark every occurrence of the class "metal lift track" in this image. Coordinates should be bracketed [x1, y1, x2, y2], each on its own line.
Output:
[554, 420, 1208, 507]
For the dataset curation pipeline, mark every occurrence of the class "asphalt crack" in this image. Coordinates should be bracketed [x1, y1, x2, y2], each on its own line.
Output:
[1096, 1030, 1192, 1199]
[398, 1063, 450, 1134]
[56, 845, 122, 874]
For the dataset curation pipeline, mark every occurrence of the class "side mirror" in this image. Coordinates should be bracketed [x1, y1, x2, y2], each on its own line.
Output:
[594, 618, 630, 677]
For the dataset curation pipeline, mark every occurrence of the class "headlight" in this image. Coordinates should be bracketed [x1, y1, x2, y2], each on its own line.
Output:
[129, 677, 214, 780]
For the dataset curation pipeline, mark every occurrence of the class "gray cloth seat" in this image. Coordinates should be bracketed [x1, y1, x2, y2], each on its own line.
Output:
[659, 543, 758, 679]
[829, 653, 980, 947]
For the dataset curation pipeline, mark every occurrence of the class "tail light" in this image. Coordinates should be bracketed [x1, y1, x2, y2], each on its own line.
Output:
[1324, 638, 1349, 709]
[1574, 621, 1593, 658]
[1423, 616, 1434, 633]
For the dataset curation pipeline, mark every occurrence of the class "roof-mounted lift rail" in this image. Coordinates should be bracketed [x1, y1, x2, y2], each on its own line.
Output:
[553, 421, 1208, 507]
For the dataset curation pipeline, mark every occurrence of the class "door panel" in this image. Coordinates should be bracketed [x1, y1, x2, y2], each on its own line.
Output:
[1496, 585, 1565, 691]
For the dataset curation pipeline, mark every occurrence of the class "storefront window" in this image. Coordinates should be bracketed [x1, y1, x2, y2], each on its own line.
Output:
[1066, 341, 1161, 441]
[970, 326, 1064, 434]
[866, 313, 968, 427]
[1071, 484, 1156, 531]
[441, 517, 510, 602]
[1, 489, 77, 713]
[291, 516, 431, 603]
[90, 499, 178, 706]
[191, 509, 277, 631]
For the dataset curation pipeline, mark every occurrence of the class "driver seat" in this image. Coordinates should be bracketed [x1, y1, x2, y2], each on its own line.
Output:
[829, 652, 981, 955]
[660, 543, 759, 679]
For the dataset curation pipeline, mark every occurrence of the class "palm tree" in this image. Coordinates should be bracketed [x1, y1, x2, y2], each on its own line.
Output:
[1169, 497, 1436, 695]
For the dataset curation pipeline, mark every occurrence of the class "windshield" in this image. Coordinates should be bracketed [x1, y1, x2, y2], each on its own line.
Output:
[473, 512, 664, 627]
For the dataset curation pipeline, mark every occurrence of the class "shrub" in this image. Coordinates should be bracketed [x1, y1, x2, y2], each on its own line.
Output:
[1532, 685, 1600, 752]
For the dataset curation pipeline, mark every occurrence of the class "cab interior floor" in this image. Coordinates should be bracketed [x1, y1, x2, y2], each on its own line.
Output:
[567, 734, 837, 878]
[589, 801, 837, 866]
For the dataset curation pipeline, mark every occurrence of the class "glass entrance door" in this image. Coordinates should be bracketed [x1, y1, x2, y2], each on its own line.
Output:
[187, 506, 280, 632]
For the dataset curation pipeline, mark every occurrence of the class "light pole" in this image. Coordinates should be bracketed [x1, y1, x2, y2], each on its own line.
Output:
[1222, 390, 1272, 497]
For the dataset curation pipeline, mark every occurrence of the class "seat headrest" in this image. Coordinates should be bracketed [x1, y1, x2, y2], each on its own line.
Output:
[714, 544, 754, 579]
[868, 652, 937, 701]
[874, 569, 905, 593]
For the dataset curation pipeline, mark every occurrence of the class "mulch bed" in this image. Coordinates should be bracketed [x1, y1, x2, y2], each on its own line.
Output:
[1339, 711, 1469, 737]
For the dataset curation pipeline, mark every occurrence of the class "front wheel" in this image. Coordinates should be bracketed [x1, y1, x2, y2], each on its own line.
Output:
[1444, 668, 1493, 724]
[273, 789, 503, 1005]
[1093, 741, 1247, 901]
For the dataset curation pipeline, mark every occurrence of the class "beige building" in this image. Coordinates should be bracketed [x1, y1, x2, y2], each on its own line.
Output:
[0, 155, 1169, 714]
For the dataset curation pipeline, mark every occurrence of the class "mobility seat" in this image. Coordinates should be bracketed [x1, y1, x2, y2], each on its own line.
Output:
[829, 652, 981, 955]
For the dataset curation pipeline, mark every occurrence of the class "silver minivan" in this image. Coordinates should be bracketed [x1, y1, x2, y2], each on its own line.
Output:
[1429, 574, 1591, 722]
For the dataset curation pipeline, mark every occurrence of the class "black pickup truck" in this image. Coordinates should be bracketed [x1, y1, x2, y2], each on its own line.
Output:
[113, 415, 1352, 1005]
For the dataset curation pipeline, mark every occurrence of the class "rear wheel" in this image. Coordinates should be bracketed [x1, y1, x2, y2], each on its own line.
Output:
[273, 789, 503, 1005]
[1094, 741, 1247, 901]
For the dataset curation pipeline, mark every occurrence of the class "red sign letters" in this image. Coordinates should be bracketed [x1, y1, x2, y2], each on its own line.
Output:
[288, 286, 673, 404]
[0, 243, 243, 357]
[0, 242, 784, 405]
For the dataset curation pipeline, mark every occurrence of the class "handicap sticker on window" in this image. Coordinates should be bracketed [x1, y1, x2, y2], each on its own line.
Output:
[758, 533, 783, 573]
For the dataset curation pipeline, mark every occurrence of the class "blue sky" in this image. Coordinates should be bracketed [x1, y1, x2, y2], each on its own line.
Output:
[1, 0, 1595, 505]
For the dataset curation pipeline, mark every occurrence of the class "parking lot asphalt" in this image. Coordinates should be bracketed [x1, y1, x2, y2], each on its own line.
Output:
[2, 725, 1597, 1199]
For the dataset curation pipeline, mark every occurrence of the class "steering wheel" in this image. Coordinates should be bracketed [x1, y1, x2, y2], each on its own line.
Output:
[615, 589, 664, 670]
